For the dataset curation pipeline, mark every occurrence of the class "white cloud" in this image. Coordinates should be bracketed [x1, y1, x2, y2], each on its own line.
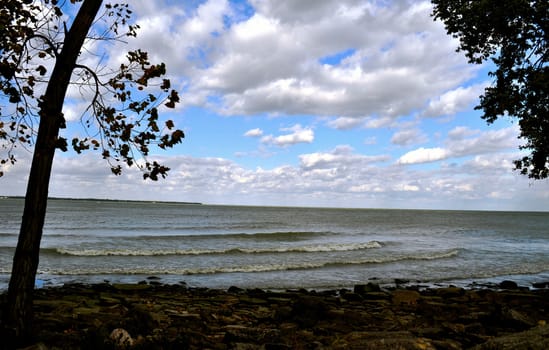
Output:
[299, 145, 389, 169]
[391, 128, 428, 146]
[4, 1, 547, 212]
[423, 83, 487, 117]
[398, 147, 449, 164]
[2, 142, 546, 211]
[244, 128, 264, 137]
[447, 126, 520, 156]
[397, 126, 520, 165]
[261, 125, 314, 147]
[121, 0, 474, 122]
[327, 117, 364, 130]
[447, 126, 480, 140]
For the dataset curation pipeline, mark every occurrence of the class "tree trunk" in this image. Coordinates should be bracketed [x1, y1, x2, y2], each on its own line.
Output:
[2, 0, 103, 346]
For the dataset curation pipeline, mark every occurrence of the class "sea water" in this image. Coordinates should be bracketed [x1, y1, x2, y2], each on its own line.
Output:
[1, 197, 549, 290]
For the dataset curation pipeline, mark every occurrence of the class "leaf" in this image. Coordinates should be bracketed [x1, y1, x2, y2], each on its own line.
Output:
[171, 129, 184, 144]
[160, 79, 170, 90]
[56, 137, 68, 152]
[36, 65, 47, 76]
[111, 165, 122, 176]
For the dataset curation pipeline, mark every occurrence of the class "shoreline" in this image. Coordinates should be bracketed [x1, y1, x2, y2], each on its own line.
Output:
[1, 195, 203, 206]
[0, 270, 549, 294]
[5, 280, 549, 349]
[2, 270, 549, 292]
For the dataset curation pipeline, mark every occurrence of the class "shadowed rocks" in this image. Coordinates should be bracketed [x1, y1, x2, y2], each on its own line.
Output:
[6, 282, 549, 349]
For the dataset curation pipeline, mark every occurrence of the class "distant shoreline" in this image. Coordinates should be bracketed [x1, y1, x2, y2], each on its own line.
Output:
[2, 195, 548, 213]
[0, 195, 203, 206]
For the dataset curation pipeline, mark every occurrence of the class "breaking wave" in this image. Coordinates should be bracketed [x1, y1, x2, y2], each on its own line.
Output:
[47, 241, 383, 257]
[33, 249, 461, 276]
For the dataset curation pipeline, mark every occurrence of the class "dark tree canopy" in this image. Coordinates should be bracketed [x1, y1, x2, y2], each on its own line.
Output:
[0, 0, 184, 343]
[0, 0, 184, 180]
[432, 0, 548, 179]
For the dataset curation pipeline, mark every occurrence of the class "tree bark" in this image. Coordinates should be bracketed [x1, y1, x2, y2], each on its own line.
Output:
[2, 0, 103, 346]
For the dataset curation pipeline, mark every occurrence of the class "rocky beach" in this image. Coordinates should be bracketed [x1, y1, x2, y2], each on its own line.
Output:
[5, 280, 549, 349]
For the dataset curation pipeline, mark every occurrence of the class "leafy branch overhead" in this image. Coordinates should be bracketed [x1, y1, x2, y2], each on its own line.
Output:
[0, 0, 184, 180]
[1, 1, 186, 342]
[432, 0, 548, 179]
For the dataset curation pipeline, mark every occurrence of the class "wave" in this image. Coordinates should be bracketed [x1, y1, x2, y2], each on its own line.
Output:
[0, 232, 18, 237]
[24, 249, 461, 276]
[46, 241, 383, 257]
[40, 230, 336, 240]
[134, 230, 336, 240]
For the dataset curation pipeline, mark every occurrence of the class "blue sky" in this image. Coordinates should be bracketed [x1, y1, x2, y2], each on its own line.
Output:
[2, 0, 548, 211]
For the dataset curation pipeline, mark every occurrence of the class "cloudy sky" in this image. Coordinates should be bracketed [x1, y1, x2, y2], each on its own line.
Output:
[2, 0, 548, 211]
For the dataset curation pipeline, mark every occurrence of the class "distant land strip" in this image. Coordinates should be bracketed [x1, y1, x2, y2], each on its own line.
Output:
[1, 196, 202, 206]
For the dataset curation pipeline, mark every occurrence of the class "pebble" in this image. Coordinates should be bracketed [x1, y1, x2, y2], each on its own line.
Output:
[22, 282, 549, 349]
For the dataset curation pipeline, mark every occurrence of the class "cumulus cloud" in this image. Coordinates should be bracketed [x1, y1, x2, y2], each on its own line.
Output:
[423, 83, 488, 117]
[447, 126, 480, 140]
[244, 128, 264, 137]
[446, 126, 520, 156]
[5, 1, 546, 212]
[113, 0, 474, 122]
[398, 147, 449, 164]
[391, 128, 428, 146]
[299, 145, 389, 169]
[261, 125, 314, 147]
[397, 126, 521, 165]
[327, 117, 365, 130]
[2, 140, 545, 210]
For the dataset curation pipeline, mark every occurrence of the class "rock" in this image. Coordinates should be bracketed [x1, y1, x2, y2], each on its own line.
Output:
[112, 283, 151, 291]
[292, 296, 329, 327]
[392, 290, 421, 306]
[228, 285, 244, 293]
[224, 325, 279, 343]
[165, 309, 201, 319]
[435, 287, 465, 298]
[341, 292, 363, 301]
[532, 281, 549, 289]
[238, 295, 268, 305]
[273, 305, 293, 322]
[354, 282, 381, 294]
[501, 307, 537, 328]
[98, 294, 121, 306]
[110, 328, 134, 348]
[232, 343, 263, 350]
[472, 325, 549, 349]
[330, 331, 437, 350]
[499, 280, 519, 289]
[264, 343, 292, 350]
[25, 282, 549, 349]
[18, 343, 49, 350]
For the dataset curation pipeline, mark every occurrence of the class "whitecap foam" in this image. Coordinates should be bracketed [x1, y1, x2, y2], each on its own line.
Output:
[53, 240, 383, 256]
[40, 248, 460, 276]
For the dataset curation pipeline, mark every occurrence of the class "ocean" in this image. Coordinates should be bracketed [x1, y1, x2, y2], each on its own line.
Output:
[1, 197, 549, 290]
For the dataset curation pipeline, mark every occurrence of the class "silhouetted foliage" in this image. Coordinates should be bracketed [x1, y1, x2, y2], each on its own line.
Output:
[1, 0, 184, 179]
[432, 0, 548, 179]
[0, 0, 184, 344]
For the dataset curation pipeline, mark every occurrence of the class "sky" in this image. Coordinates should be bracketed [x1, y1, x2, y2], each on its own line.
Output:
[1, 0, 548, 211]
